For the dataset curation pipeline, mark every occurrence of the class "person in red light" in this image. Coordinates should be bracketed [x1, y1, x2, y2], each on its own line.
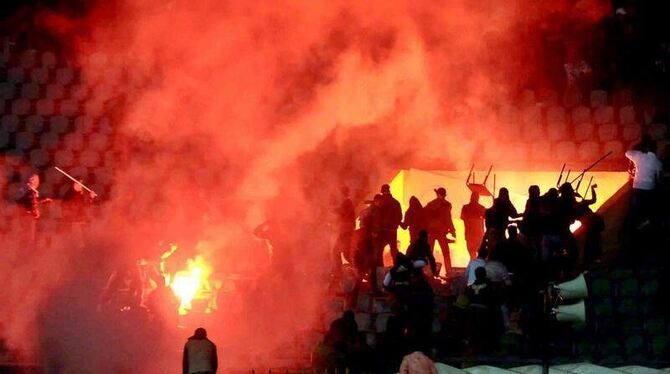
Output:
[460, 192, 486, 261]
[332, 186, 356, 272]
[423, 187, 456, 274]
[401, 196, 426, 244]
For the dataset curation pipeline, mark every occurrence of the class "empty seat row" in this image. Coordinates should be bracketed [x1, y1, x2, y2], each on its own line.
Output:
[519, 88, 634, 109]
[501, 104, 639, 129]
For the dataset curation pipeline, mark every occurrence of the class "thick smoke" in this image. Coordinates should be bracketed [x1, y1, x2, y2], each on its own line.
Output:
[1, 0, 610, 371]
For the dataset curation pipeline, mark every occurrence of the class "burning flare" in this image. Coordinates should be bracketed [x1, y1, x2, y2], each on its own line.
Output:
[169, 256, 213, 315]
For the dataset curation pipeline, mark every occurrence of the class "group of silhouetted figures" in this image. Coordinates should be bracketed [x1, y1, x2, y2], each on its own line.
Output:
[318, 136, 664, 372]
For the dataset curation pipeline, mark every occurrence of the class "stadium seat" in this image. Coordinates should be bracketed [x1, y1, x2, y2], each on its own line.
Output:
[79, 149, 101, 168]
[597, 123, 618, 142]
[564, 88, 583, 108]
[70, 84, 89, 101]
[55, 67, 74, 85]
[571, 105, 591, 125]
[68, 166, 89, 183]
[45, 84, 65, 100]
[6, 67, 25, 84]
[555, 141, 577, 161]
[60, 100, 79, 117]
[25, 115, 44, 133]
[537, 89, 559, 106]
[593, 106, 614, 124]
[30, 68, 50, 84]
[88, 133, 110, 151]
[15, 131, 34, 150]
[20, 82, 40, 100]
[373, 297, 392, 314]
[49, 115, 70, 134]
[35, 98, 55, 116]
[574, 122, 594, 142]
[649, 123, 668, 141]
[39, 131, 60, 151]
[41, 51, 57, 68]
[619, 106, 636, 124]
[520, 89, 536, 106]
[613, 89, 633, 107]
[64, 132, 84, 151]
[619, 278, 640, 297]
[354, 313, 371, 332]
[0, 81, 16, 99]
[0, 128, 9, 148]
[547, 106, 567, 125]
[603, 140, 625, 160]
[1, 114, 20, 132]
[29, 148, 50, 167]
[11, 98, 31, 115]
[578, 141, 600, 161]
[590, 90, 608, 107]
[529, 140, 552, 161]
[54, 149, 74, 168]
[374, 313, 393, 333]
[19, 49, 37, 69]
[84, 98, 106, 115]
[521, 106, 543, 140]
[74, 115, 95, 134]
[622, 123, 642, 142]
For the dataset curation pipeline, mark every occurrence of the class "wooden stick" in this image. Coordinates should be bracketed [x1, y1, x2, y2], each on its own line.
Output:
[54, 166, 95, 194]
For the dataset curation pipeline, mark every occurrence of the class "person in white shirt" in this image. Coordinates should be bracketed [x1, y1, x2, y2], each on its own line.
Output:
[625, 135, 663, 225]
[464, 248, 488, 286]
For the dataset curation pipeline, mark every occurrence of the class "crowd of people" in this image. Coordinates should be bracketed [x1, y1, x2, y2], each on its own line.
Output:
[317, 136, 664, 372]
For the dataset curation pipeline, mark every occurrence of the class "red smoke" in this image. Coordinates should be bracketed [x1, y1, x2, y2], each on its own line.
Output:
[0, 0, 610, 371]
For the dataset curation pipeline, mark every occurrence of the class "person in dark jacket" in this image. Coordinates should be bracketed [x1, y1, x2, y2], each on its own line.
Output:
[183, 328, 218, 374]
[406, 230, 437, 276]
[373, 184, 403, 264]
[401, 196, 426, 243]
[333, 186, 356, 270]
[423, 187, 456, 273]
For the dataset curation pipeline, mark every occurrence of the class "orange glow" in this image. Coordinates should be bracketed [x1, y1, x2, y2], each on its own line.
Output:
[169, 256, 213, 315]
[389, 169, 629, 273]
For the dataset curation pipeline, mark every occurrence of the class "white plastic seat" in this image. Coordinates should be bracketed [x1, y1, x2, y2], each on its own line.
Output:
[613, 89, 633, 107]
[590, 90, 608, 107]
[578, 141, 600, 161]
[40, 131, 60, 151]
[55, 67, 74, 85]
[574, 122, 594, 142]
[20, 83, 40, 100]
[597, 123, 618, 142]
[0, 82, 16, 100]
[648, 123, 668, 141]
[35, 99, 55, 116]
[49, 115, 70, 134]
[1, 114, 20, 132]
[45, 84, 65, 100]
[79, 150, 101, 168]
[25, 115, 44, 133]
[521, 106, 543, 139]
[619, 105, 636, 124]
[564, 88, 582, 108]
[15, 131, 34, 150]
[60, 100, 79, 117]
[11, 98, 31, 115]
[622, 123, 641, 142]
[555, 141, 577, 161]
[30, 68, 50, 84]
[30, 148, 50, 167]
[41, 51, 57, 68]
[6, 67, 25, 84]
[593, 106, 614, 124]
[547, 106, 567, 125]
[571, 105, 591, 125]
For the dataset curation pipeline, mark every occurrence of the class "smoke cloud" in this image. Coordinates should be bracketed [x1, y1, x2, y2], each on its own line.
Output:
[1, 0, 610, 371]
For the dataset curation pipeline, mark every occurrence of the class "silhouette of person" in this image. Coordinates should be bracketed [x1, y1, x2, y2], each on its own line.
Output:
[401, 196, 426, 244]
[521, 185, 542, 259]
[461, 192, 486, 261]
[485, 188, 520, 252]
[423, 187, 456, 273]
[183, 328, 218, 374]
[333, 186, 356, 271]
[373, 184, 403, 265]
[406, 230, 437, 276]
[62, 180, 97, 222]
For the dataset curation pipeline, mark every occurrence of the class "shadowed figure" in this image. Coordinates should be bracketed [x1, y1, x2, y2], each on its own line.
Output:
[423, 187, 456, 274]
[461, 192, 486, 261]
[183, 328, 218, 374]
[373, 184, 403, 265]
[401, 196, 426, 244]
